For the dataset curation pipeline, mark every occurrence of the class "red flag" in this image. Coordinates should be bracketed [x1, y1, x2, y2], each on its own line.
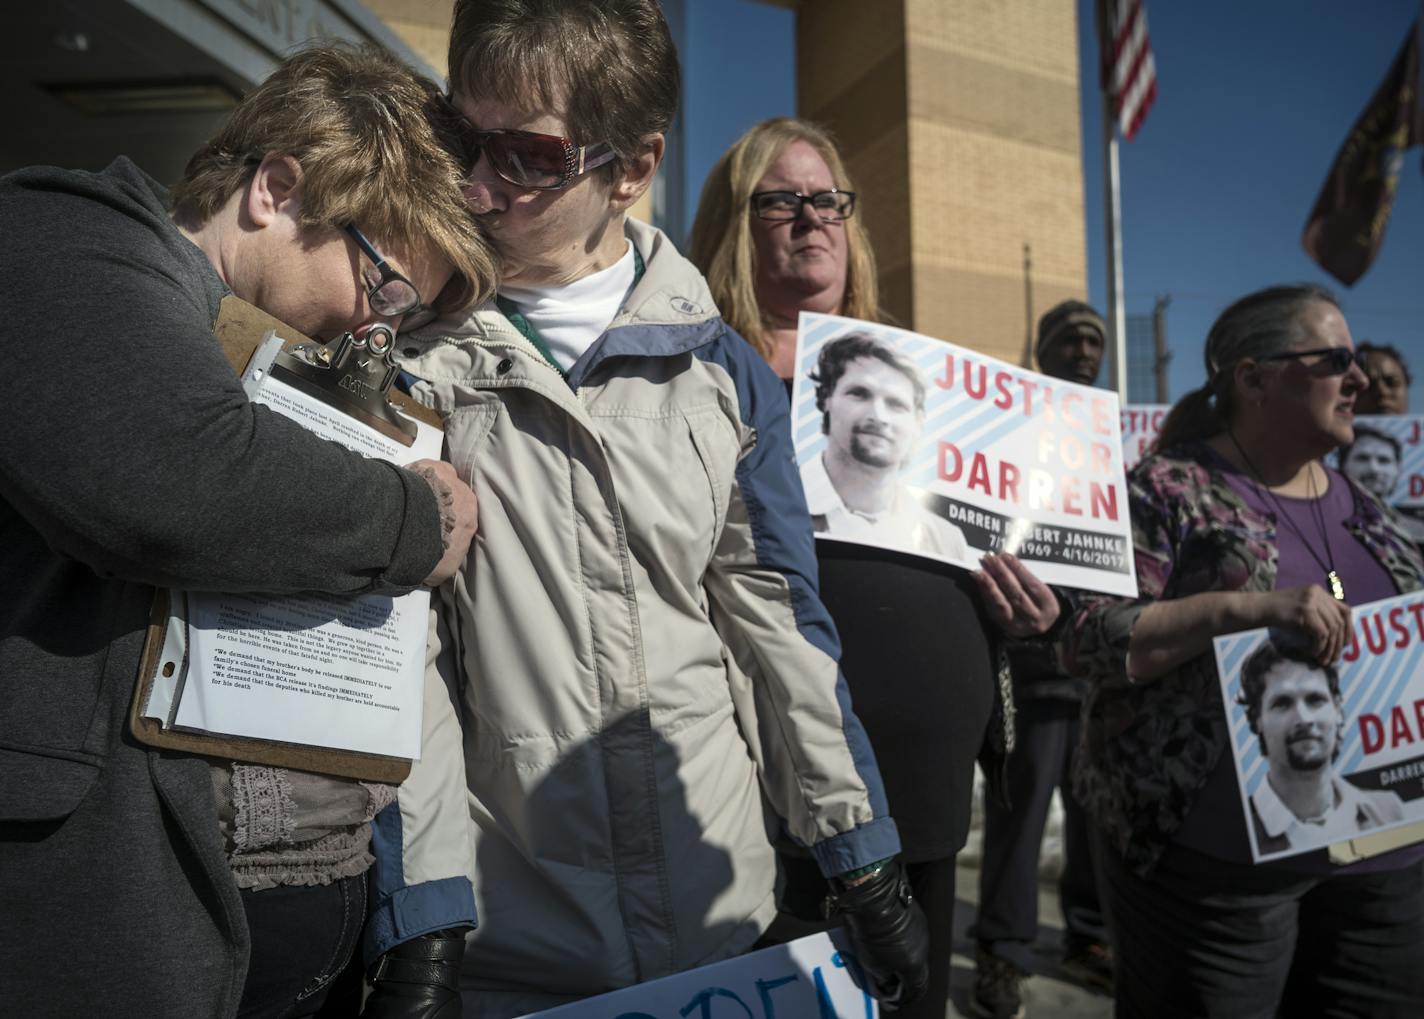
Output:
[1099, 0, 1158, 140]
[1302, 20, 1423, 286]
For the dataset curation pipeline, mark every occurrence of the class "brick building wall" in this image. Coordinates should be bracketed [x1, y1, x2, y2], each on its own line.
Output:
[799, 0, 1088, 363]
[363, 0, 453, 76]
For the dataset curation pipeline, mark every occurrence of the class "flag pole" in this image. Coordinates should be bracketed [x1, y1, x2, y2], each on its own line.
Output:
[1102, 88, 1129, 402]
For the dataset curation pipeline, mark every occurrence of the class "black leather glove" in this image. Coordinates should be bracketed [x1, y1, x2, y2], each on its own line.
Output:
[823, 858, 929, 1009]
[361, 928, 468, 1019]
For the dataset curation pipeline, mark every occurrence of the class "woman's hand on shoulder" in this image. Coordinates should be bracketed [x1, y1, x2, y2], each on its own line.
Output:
[1255, 585, 1353, 665]
[974, 553, 1061, 638]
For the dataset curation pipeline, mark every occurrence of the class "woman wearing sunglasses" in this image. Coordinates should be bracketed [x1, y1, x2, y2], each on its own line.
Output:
[381, 3, 930, 1017]
[1062, 283, 1424, 1017]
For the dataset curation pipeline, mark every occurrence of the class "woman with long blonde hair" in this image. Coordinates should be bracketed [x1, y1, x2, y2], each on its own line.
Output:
[691, 118, 1064, 1019]
[689, 117, 881, 376]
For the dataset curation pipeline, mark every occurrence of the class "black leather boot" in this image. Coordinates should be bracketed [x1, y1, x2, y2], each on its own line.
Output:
[361, 928, 468, 1019]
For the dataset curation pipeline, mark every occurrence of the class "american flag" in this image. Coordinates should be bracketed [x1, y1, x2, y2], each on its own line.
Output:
[1099, 0, 1157, 140]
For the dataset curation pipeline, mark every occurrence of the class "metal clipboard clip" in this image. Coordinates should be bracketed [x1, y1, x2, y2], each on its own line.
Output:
[243, 324, 417, 446]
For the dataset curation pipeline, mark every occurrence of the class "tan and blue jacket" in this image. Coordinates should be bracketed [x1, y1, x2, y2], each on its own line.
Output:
[372, 220, 899, 1005]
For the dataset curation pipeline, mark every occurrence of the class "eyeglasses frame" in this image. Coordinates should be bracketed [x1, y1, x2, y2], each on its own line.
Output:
[749, 189, 857, 223]
[1257, 346, 1369, 377]
[344, 224, 424, 318]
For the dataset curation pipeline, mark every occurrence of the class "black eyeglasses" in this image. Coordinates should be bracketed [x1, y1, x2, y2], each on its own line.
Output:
[344, 225, 424, 318]
[1258, 347, 1369, 376]
[750, 189, 856, 222]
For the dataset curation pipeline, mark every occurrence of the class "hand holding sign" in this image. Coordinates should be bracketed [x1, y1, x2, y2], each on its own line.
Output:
[974, 553, 1062, 637]
[1257, 584, 1354, 666]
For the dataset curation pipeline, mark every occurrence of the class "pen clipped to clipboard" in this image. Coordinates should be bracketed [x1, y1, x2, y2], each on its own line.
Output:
[129, 297, 443, 783]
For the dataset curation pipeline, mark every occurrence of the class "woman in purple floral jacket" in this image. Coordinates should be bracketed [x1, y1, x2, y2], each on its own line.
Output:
[1063, 284, 1424, 1018]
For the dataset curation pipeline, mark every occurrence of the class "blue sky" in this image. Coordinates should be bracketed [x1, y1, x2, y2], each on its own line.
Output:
[675, 0, 1424, 409]
[1080, 0, 1424, 407]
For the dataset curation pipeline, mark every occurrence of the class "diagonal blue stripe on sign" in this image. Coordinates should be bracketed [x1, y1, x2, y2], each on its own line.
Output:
[1341, 637, 1424, 772]
[1224, 632, 1259, 658]
[1245, 751, 1267, 796]
[1242, 742, 1261, 772]
[1341, 632, 1399, 720]
[796, 416, 823, 445]
[925, 389, 975, 424]
[910, 342, 948, 370]
[1218, 633, 1265, 747]
[1243, 744, 1264, 786]
[917, 395, 985, 452]
[1341, 641, 1424, 772]
[1352, 636, 1420, 734]
[924, 385, 1009, 434]
[960, 407, 1040, 458]
[911, 408, 1043, 491]
[802, 318, 850, 350]
[909, 396, 997, 488]
[1219, 633, 1262, 675]
[795, 435, 827, 466]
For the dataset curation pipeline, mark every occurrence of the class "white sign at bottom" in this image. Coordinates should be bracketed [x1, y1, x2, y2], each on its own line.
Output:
[519, 930, 876, 1019]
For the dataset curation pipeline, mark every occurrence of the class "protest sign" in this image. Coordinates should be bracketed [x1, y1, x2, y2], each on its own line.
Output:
[790, 313, 1137, 597]
[1330, 414, 1424, 510]
[1120, 404, 1169, 469]
[519, 930, 875, 1019]
[1214, 591, 1424, 863]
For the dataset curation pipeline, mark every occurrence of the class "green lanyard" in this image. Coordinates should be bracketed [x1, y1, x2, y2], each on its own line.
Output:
[495, 296, 565, 378]
[496, 247, 645, 381]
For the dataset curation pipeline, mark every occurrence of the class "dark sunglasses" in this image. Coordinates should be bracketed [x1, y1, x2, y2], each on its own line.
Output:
[1258, 346, 1369, 376]
[457, 124, 616, 191]
[750, 189, 856, 222]
[345, 225, 424, 318]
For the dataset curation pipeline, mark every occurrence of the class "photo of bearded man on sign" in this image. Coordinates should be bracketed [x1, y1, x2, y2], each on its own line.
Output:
[1239, 637, 1405, 855]
[800, 332, 968, 559]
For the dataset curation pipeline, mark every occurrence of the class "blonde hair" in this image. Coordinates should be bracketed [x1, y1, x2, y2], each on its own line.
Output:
[688, 117, 880, 360]
[172, 43, 496, 313]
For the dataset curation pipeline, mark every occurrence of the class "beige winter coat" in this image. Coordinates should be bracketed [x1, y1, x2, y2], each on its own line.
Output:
[396, 221, 899, 1012]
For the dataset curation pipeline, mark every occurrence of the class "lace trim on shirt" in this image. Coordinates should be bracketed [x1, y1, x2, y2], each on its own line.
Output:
[231, 764, 297, 853]
[361, 780, 398, 819]
[230, 829, 375, 891]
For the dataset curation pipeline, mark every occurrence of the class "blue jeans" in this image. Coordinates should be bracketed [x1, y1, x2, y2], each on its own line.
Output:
[237, 872, 367, 1019]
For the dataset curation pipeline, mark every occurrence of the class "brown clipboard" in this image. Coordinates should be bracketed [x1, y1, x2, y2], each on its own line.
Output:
[127, 296, 442, 783]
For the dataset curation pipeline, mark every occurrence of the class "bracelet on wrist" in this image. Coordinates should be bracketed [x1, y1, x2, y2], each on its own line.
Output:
[838, 858, 890, 886]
